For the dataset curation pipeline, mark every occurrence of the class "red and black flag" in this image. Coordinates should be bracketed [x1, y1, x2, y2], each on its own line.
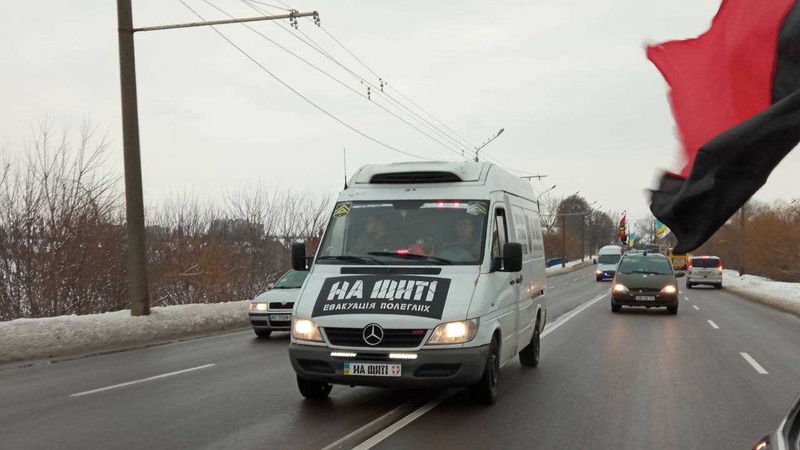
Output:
[647, 0, 800, 253]
[618, 212, 628, 244]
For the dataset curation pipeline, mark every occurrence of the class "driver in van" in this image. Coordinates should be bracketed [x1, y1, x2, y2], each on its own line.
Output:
[439, 215, 480, 260]
[350, 215, 390, 255]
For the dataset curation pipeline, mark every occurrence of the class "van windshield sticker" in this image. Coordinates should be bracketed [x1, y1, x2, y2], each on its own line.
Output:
[312, 275, 450, 319]
[466, 202, 487, 216]
[333, 203, 351, 217]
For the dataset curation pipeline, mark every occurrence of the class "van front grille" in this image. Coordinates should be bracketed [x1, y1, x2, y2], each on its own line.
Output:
[323, 327, 427, 348]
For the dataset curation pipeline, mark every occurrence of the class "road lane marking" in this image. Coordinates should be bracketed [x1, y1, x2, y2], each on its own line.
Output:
[693, 305, 700, 310]
[70, 364, 215, 397]
[683, 296, 690, 302]
[707, 320, 719, 329]
[321, 398, 427, 450]
[338, 291, 610, 450]
[352, 391, 454, 450]
[542, 291, 610, 338]
[740, 353, 769, 374]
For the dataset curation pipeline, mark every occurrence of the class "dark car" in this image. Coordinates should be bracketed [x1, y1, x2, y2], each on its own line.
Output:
[611, 252, 685, 314]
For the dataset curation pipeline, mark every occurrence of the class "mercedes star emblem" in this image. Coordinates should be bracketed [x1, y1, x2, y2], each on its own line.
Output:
[362, 324, 384, 346]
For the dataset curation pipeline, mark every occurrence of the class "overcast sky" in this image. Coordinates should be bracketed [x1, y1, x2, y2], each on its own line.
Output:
[2, 0, 798, 222]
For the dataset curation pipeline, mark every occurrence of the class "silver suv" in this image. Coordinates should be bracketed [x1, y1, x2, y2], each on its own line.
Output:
[686, 256, 723, 289]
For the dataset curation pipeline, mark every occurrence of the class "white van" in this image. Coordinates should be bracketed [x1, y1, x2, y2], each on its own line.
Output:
[288, 161, 547, 405]
[596, 245, 623, 281]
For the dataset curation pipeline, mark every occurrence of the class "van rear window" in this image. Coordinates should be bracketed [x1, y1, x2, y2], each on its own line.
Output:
[691, 258, 721, 268]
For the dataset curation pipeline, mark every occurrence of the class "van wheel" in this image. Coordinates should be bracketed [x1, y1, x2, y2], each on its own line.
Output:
[667, 306, 678, 315]
[519, 326, 540, 367]
[715, 283, 722, 289]
[254, 330, 272, 338]
[611, 304, 621, 313]
[297, 376, 332, 399]
[686, 282, 693, 289]
[471, 338, 500, 405]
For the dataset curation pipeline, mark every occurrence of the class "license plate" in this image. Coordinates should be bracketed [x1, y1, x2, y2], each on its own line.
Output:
[270, 314, 292, 322]
[343, 363, 402, 377]
[635, 295, 656, 301]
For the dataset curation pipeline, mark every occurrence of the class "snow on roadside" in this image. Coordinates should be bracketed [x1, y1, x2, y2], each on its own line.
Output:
[0, 301, 249, 364]
[546, 258, 593, 277]
[722, 269, 800, 316]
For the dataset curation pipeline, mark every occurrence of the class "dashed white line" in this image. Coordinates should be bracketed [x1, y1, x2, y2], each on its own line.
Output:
[740, 353, 769, 374]
[70, 364, 215, 397]
[692, 305, 700, 310]
[683, 296, 690, 302]
[707, 320, 719, 329]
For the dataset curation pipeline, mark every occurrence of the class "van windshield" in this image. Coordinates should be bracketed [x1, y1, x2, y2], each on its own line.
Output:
[317, 200, 489, 265]
[598, 254, 621, 264]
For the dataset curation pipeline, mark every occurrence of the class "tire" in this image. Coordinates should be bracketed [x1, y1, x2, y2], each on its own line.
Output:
[471, 337, 500, 405]
[611, 303, 621, 313]
[519, 326, 540, 367]
[254, 329, 272, 338]
[297, 376, 332, 399]
[596, 276, 602, 282]
[715, 283, 723, 290]
[686, 282, 693, 289]
[667, 305, 678, 315]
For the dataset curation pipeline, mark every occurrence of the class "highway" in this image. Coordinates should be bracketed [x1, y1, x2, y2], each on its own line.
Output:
[1, 265, 798, 450]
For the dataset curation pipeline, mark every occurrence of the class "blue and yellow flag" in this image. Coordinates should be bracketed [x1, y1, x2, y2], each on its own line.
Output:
[655, 219, 670, 238]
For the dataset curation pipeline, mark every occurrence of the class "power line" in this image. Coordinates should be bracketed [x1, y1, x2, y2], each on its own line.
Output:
[241, 0, 477, 156]
[267, 0, 532, 177]
[175, 0, 427, 160]
[200, 0, 465, 159]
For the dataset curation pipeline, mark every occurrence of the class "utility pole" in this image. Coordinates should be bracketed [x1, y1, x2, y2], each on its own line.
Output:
[117, 0, 149, 316]
[561, 214, 567, 268]
[739, 202, 747, 276]
[580, 215, 585, 263]
[115, 0, 318, 315]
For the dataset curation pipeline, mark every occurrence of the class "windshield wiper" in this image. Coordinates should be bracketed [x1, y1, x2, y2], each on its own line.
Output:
[316, 255, 385, 265]
[368, 252, 453, 265]
[632, 270, 667, 275]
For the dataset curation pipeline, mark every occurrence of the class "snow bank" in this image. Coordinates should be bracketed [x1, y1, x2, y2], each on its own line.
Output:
[546, 259, 593, 278]
[0, 301, 249, 364]
[722, 270, 800, 316]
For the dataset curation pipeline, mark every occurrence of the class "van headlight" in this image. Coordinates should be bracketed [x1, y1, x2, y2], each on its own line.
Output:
[428, 319, 479, 345]
[249, 303, 268, 311]
[612, 283, 628, 293]
[661, 285, 677, 294]
[292, 318, 323, 342]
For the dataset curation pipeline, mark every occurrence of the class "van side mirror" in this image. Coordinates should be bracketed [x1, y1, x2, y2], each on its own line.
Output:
[292, 243, 309, 271]
[503, 243, 523, 272]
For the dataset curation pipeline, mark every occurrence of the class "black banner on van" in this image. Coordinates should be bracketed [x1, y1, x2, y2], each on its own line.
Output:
[312, 276, 450, 319]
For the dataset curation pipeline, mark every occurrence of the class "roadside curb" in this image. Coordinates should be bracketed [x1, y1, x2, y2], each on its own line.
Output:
[546, 261, 593, 279]
[723, 286, 800, 318]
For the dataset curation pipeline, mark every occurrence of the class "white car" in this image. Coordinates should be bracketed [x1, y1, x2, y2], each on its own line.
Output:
[686, 256, 723, 289]
[249, 269, 308, 338]
[288, 161, 547, 405]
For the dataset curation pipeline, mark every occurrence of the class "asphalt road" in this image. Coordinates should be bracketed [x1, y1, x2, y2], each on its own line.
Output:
[1, 265, 798, 450]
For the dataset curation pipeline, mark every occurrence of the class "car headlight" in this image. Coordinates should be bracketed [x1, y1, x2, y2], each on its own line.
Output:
[596, 270, 602, 274]
[612, 283, 628, 293]
[292, 318, 323, 342]
[661, 285, 677, 294]
[428, 319, 479, 345]
[249, 302, 268, 311]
